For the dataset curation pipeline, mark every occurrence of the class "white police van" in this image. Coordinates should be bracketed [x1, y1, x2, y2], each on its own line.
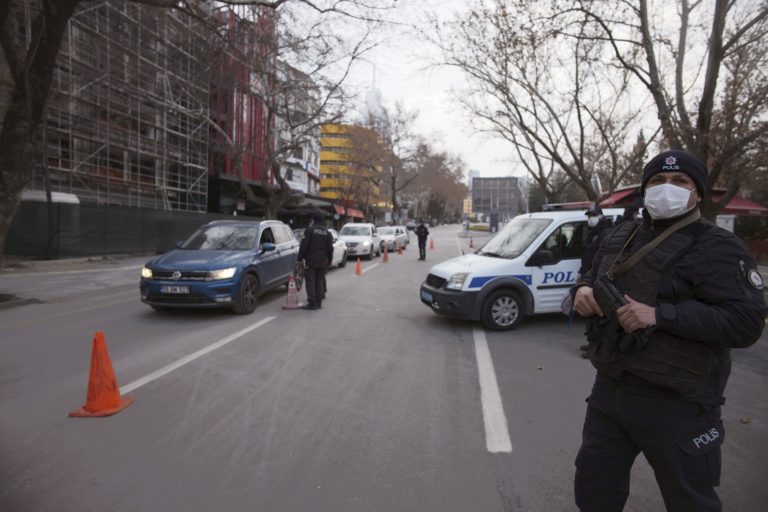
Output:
[419, 208, 623, 331]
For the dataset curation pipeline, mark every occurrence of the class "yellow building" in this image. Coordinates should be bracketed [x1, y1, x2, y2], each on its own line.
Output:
[463, 197, 473, 216]
[320, 123, 381, 219]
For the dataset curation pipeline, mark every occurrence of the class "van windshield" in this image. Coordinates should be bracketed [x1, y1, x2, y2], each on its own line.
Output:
[477, 217, 552, 259]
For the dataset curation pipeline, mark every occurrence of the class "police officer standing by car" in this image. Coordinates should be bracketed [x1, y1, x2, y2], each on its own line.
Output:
[572, 150, 767, 512]
[298, 214, 334, 310]
[415, 219, 429, 260]
[577, 204, 615, 357]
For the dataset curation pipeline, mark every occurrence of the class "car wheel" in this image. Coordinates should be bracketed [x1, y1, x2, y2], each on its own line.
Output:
[365, 247, 374, 260]
[233, 273, 260, 314]
[481, 289, 524, 331]
[339, 251, 347, 267]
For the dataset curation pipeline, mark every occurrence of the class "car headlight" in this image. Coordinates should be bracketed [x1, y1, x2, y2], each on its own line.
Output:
[206, 267, 237, 280]
[141, 267, 153, 279]
[445, 273, 469, 290]
[362, 240, 370, 246]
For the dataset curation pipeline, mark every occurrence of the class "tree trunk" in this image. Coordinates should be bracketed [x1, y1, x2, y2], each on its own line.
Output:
[0, 0, 80, 261]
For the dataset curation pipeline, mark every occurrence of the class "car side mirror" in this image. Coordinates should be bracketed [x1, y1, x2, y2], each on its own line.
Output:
[529, 249, 555, 266]
[261, 242, 276, 253]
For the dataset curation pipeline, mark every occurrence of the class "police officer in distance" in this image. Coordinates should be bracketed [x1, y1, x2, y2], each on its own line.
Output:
[579, 203, 615, 281]
[577, 203, 615, 358]
[415, 219, 429, 260]
[572, 150, 767, 511]
[298, 214, 334, 310]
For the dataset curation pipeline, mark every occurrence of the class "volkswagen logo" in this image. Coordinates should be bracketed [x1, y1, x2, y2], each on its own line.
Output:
[172, 270, 182, 281]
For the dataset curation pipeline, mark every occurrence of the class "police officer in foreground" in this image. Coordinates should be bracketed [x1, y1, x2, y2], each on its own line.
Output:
[298, 214, 333, 311]
[573, 150, 767, 511]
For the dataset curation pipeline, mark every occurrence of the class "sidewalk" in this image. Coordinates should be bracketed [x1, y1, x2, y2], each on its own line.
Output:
[0, 254, 151, 310]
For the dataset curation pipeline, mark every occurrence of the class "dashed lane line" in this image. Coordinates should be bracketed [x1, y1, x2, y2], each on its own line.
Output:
[473, 327, 513, 453]
[120, 316, 276, 395]
[361, 262, 380, 274]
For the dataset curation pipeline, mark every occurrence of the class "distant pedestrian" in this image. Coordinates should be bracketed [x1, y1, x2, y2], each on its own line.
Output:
[415, 219, 430, 260]
[297, 214, 333, 310]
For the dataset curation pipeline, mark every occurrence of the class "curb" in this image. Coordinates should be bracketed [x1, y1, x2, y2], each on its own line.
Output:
[0, 297, 41, 311]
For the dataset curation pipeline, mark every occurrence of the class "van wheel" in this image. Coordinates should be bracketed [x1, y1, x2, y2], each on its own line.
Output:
[233, 274, 260, 314]
[339, 251, 347, 267]
[481, 289, 523, 331]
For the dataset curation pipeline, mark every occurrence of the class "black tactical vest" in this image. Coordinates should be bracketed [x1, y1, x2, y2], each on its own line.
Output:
[586, 220, 719, 399]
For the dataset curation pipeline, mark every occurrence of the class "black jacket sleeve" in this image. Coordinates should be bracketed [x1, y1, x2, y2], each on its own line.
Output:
[655, 230, 767, 349]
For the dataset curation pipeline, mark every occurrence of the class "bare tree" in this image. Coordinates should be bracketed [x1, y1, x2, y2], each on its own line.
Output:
[433, 0, 655, 204]
[533, 0, 768, 217]
[0, 0, 396, 260]
[359, 100, 422, 219]
[401, 142, 468, 222]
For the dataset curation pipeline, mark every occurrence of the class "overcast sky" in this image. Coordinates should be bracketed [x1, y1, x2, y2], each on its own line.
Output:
[342, 0, 518, 181]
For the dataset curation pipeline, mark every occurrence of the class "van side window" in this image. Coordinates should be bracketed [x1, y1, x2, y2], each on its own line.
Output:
[538, 222, 586, 262]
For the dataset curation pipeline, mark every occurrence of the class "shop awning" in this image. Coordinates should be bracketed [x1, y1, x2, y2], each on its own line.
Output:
[717, 196, 768, 216]
[333, 204, 346, 215]
[599, 188, 637, 207]
[346, 207, 364, 219]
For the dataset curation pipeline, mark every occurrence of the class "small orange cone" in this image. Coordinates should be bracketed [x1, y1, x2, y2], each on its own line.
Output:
[282, 273, 304, 310]
[397, 243, 403, 255]
[69, 332, 134, 417]
[382, 244, 389, 263]
[355, 257, 362, 275]
[469, 237, 474, 249]
[429, 238, 435, 250]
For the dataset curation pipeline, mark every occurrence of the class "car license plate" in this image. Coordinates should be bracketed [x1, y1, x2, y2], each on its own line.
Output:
[161, 285, 189, 294]
[421, 290, 433, 302]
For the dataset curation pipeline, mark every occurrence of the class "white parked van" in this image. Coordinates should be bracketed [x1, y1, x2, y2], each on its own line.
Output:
[419, 209, 623, 331]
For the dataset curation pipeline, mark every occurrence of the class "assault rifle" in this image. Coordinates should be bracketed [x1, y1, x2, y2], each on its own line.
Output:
[593, 273, 628, 316]
[592, 273, 654, 352]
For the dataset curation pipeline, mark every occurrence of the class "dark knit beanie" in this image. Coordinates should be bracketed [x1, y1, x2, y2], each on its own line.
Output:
[641, 150, 708, 197]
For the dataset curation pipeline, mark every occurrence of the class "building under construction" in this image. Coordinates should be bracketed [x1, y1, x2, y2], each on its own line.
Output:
[28, 1, 211, 211]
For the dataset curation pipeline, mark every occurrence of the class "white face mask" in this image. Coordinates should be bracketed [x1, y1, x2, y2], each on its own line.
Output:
[587, 216, 600, 228]
[644, 183, 695, 219]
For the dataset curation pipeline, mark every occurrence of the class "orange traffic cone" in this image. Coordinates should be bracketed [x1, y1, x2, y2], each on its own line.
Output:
[69, 332, 134, 417]
[469, 237, 474, 249]
[355, 257, 362, 276]
[282, 273, 304, 310]
[383, 244, 389, 263]
[397, 243, 403, 255]
[429, 238, 435, 250]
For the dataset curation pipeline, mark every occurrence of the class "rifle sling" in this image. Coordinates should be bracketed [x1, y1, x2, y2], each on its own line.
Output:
[608, 210, 700, 279]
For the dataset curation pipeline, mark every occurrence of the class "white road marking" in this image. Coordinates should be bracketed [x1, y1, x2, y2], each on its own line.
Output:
[120, 316, 275, 394]
[473, 327, 513, 453]
[362, 263, 380, 274]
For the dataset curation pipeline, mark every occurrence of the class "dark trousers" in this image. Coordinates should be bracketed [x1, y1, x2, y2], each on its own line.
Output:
[418, 241, 426, 259]
[575, 376, 723, 512]
[304, 266, 327, 307]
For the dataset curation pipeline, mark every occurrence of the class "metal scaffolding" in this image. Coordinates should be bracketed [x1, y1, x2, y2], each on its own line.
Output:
[30, 1, 210, 211]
